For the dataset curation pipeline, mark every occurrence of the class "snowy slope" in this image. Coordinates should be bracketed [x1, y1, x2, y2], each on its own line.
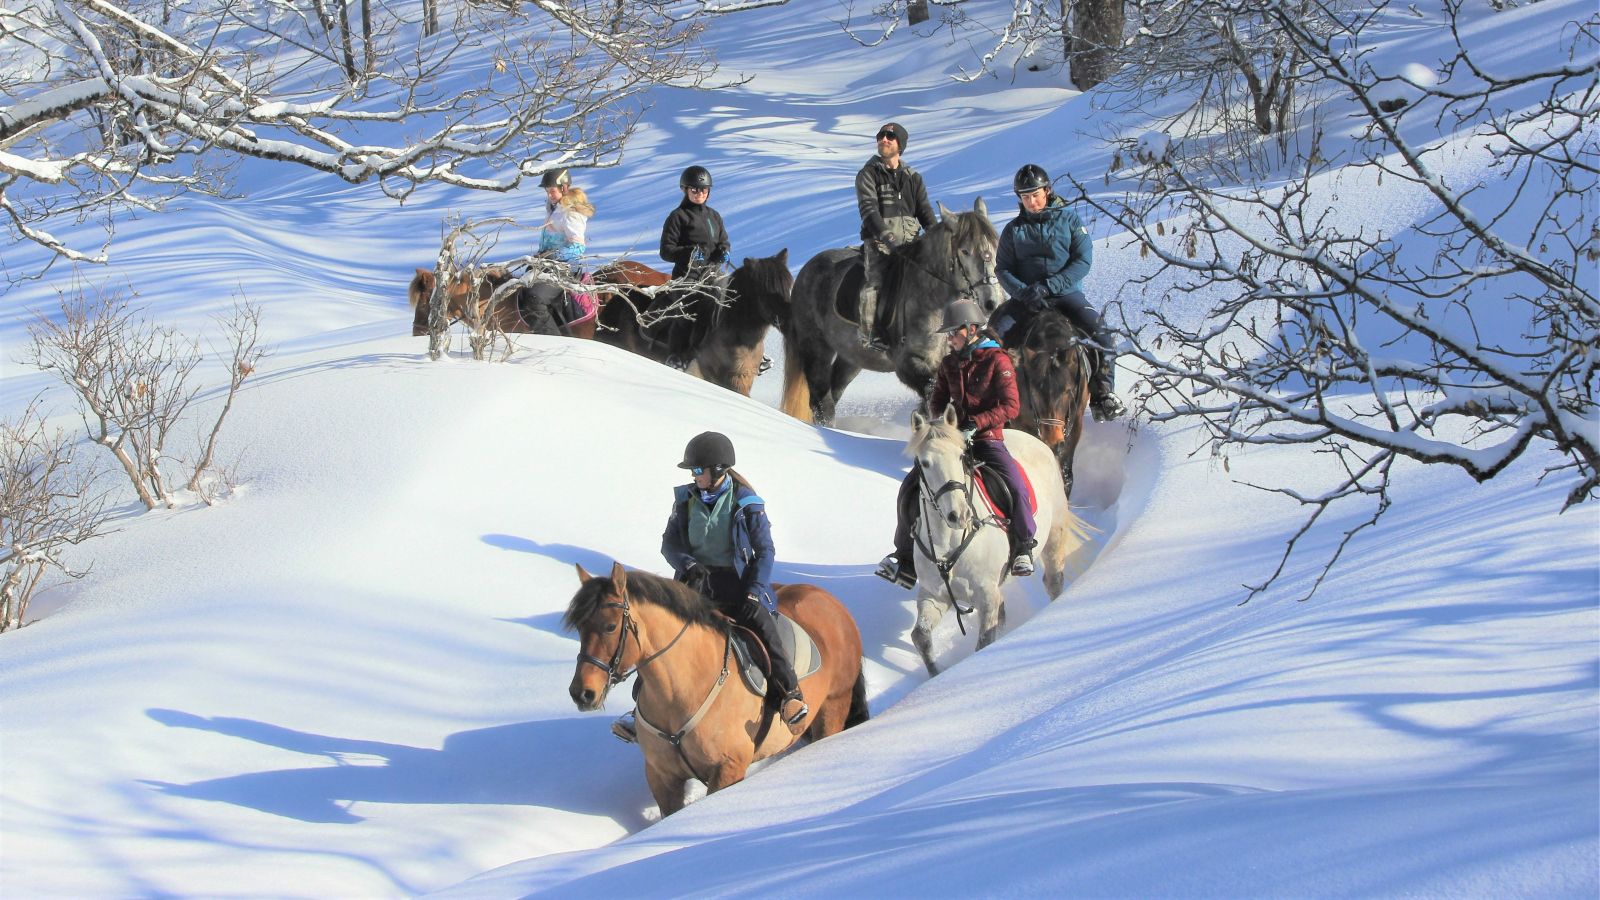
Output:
[2, 0, 1596, 897]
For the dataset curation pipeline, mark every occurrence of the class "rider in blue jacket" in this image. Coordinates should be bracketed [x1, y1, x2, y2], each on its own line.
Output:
[661, 432, 807, 729]
[990, 164, 1125, 422]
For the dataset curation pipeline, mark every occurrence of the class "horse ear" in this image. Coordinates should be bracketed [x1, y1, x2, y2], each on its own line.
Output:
[937, 201, 953, 221]
[974, 196, 988, 217]
[609, 561, 628, 593]
[911, 409, 929, 432]
[576, 564, 592, 583]
[743, 257, 754, 270]
[776, 248, 788, 267]
[415, 268, 429, 277]
[943, 405, 960, 427]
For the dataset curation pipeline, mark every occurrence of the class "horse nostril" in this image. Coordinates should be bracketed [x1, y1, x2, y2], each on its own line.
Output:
[571, 685, 595, 707]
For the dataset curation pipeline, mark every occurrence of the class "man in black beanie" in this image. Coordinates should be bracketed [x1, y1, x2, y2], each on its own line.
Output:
[854, 121, 938, 350]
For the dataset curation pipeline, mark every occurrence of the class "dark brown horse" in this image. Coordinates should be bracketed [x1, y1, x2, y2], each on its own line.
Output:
[407, 268, 598, 339]
[1008, 308, 1092, 499]
[565, 563, 867, 817]
[593, 252, 793, 397]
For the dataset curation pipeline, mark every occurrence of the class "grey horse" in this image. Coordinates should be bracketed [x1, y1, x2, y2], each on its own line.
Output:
[780, 198, 1007, 425]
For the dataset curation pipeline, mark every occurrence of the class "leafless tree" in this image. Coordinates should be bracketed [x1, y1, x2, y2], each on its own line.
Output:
[0, 0, 792, 283]
[188, 295, 269, 496]
[838, 0, 1127, 89]
[23, 284, 269, 510]
[1080, 0, 1598, 601]
[0, 403, 110, 632]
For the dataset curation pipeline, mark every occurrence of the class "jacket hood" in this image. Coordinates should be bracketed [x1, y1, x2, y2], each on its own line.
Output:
[561, 187, 594, 217]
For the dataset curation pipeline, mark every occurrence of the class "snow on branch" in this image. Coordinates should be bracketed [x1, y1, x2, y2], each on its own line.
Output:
[1081, 0, 1599, 600]
[0, 0, 774, 280]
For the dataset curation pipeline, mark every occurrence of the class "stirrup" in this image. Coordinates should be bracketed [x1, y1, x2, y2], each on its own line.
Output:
[758, 355, 773, 375]
[781, 692, 809, 727]
[665, 354, 691, 371]
[875, 554, 916, 590]
[611, 712, 638, 744]
[1010, 554, 1035, 577]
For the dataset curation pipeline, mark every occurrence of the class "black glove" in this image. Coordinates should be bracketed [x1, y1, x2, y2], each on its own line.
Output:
[679, 562, 711, 598]
[879, 231, 901, 250]
[1018, 283, 1048, 310]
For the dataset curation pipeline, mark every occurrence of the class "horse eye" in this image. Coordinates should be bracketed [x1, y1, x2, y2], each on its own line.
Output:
[604, 623, 618, 633]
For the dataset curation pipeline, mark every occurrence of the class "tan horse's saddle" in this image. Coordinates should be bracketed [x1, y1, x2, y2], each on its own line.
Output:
[729, 612, 821, 697]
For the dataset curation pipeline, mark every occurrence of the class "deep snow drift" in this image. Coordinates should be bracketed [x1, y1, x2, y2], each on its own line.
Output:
[1, 0, 1595, 897]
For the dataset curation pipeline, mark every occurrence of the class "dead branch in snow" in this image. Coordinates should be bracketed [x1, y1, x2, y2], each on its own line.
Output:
[24, 283, 269, 510]
[1079, 0, 1598, 601]
[0, 0, 787, 282]
[0, 402, 110, 632]
[427, 214, 732, 361]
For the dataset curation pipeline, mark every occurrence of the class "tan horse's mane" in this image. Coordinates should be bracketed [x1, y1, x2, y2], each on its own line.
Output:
[562, 568, 724, 634]
[905, 416, 964, 459]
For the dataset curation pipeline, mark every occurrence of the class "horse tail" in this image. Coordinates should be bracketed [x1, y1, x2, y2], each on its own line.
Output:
[844, 664, 870, 729]
[780, 335, 813, 422]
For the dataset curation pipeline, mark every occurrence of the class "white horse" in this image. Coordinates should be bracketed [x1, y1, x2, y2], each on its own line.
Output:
[906, 405, 1092, 675]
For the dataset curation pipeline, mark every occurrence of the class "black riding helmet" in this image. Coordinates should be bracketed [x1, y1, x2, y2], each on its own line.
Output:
[679, 431, 735, 470]
[679, 166, 713, 190]
[1013, 164, 1052, 195]
[540, 168, 571, 189]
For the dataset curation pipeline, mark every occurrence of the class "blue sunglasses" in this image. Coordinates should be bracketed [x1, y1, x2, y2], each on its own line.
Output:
[691, 466, 723, 476]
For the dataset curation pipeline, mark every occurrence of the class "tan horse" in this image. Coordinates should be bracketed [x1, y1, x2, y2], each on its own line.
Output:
[565, 562, 868, 816]
[407, 268, 597, 339]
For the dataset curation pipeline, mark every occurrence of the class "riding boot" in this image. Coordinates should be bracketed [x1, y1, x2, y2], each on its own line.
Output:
[877, 468, 920, 589]
[738, 598, 806, 731]
[1089, 347, 1125, 422]
[858, 243, 887, 350]
[664, 318, 694, 370]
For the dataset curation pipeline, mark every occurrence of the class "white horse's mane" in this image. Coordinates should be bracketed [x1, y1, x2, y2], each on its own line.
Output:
[905, 418, 964, 458]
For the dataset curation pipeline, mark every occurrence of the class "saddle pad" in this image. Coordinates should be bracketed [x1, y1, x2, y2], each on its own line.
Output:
[731, 613, 822, 697]
[975, 463, 1038, 521]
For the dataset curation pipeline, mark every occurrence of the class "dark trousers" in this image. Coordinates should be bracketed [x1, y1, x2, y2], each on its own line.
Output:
[995, 291, 1115, 388]
[893, 441, 1037, 563]
[518, 283, 564, 336]
[705, 567, 798, 698]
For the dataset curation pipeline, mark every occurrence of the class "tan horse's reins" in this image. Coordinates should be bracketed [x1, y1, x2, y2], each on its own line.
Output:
[576, 582, 730, 785]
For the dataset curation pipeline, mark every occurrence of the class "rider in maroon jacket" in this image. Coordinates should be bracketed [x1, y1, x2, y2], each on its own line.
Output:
[878, 299, 1039, 587]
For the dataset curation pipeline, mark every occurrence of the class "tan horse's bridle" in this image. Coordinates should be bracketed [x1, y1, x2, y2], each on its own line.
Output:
[576, 584, 688, 702]
[575, 581, 731, 784]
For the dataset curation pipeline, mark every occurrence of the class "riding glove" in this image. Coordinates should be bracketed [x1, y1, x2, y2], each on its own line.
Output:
[1018, 283, 1048, 310]
[960, 426, 978, 444]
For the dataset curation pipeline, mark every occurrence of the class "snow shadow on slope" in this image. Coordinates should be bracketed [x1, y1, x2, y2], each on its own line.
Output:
[140, 710, 652, 829]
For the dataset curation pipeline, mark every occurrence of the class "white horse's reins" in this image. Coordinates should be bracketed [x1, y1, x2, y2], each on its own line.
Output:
[913, 455, 1005, 635]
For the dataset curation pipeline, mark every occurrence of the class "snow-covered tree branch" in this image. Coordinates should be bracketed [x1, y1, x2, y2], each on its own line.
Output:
[836, 0, 1126, 89]
[1081, 0, 1598, 599]
[0, 0, 782, 280]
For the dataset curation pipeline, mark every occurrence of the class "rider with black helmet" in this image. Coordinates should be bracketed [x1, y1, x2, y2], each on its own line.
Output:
[657, 166, 732, 369]
[522, 167, 595, 334]
[877, 299, 1039, 589]
[991, 164, 1124, 422]
[646, 432, 808, 733]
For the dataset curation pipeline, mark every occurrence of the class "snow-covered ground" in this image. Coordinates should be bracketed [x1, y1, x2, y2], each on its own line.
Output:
[2, 0, 1595, 897]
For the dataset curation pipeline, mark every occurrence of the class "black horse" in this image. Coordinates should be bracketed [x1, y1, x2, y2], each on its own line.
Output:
[780, 199, 1007, 426]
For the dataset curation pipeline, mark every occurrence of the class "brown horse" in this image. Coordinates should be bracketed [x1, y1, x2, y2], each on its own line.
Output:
[1008, 308, 1092, 499]
[593, 252, 793, 397]
[407, 268, 597, 340]
[565, 562, 868, 817]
